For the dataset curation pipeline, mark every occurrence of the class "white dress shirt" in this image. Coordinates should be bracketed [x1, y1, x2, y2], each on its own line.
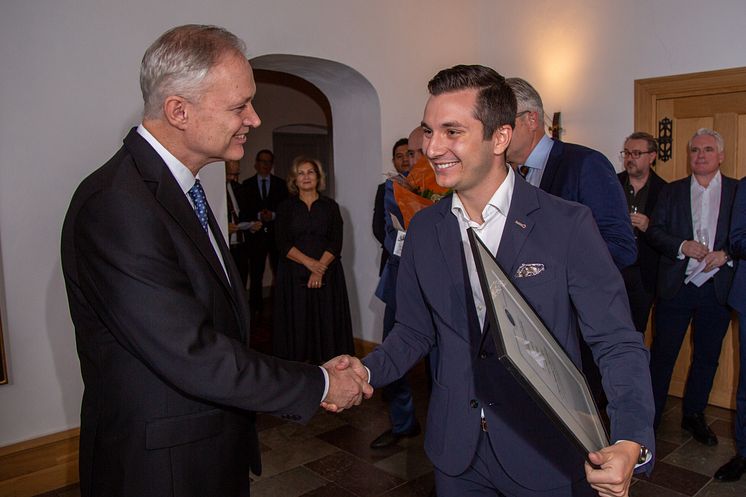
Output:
[136, 124, 228, 279]
[685, 171, 722, 275]
[451, 167, 515, 330]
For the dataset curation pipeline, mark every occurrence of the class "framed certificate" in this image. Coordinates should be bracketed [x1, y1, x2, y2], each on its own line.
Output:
[467, 228, 609, 458]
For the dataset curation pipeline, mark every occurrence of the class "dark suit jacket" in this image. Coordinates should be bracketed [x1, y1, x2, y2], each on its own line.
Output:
[647, 174, 737, 304]
[541, 140, 637, 269]
[373, 182, 388, 275]
[243, 173, 288, 250]
[61, 129, 324, 497]
[363, 176, 654, 491]
[728, 177, 745, 314]
[618, 169, 667, 293]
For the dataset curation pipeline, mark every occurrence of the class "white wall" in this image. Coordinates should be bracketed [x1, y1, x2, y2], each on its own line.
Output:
[0, 0, 477, 445]
[477, 0, 746, 168]
[2, 0, 745, 447]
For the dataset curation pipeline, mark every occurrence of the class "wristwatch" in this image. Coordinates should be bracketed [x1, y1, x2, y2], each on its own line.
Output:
[637, 444, 650, 465]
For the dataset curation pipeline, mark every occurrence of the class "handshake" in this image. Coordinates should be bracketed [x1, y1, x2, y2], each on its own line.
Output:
[320, 355, 373, 412]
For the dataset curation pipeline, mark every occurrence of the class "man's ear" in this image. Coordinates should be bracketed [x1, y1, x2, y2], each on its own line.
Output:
[525, 110, 541, 132]
[493, 124, 513, 156]
[163, 95, 189, 130]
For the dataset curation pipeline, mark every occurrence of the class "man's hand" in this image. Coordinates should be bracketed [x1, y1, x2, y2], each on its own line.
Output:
[702, 250, 729, 272]
[320, 355, 373, 413]
[629, 212, 650, 232]
[259, 209, 273, 222]
[248, 221, 262, 233]
[681, 240, 709, 260]
[228, 222, 239, 235]
[585, 441, 640, 497]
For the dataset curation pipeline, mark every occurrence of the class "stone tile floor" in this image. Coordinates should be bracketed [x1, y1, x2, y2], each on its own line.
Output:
[35, 306, 746, 496]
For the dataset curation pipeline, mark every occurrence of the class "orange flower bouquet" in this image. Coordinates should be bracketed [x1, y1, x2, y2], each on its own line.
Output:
[391, 157, 451, 229]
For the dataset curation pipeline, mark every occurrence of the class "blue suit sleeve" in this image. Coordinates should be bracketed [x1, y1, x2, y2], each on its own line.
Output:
[576, 152, 637, 269]
[730, 178, 746, 258]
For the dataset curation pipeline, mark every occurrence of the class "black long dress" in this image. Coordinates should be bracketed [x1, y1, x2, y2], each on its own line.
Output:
[273, 195, 355, 363]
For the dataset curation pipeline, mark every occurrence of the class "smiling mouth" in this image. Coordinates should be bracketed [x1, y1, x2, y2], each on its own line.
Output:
[432, 160, 459, 171]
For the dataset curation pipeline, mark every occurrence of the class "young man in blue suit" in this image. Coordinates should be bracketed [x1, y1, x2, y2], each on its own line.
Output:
[647, 128, 736, 445]
[334, 65, 654, 497]
[715, 176, 746, 481]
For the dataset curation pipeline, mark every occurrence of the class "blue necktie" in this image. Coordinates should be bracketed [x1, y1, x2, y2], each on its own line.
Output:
[188, 179, 209, 233]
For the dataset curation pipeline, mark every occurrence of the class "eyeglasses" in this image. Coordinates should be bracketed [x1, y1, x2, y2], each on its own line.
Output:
[619, 150, 654, 160]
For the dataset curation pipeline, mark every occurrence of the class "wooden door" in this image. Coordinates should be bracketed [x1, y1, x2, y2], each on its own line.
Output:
[635, 67, 746, 409]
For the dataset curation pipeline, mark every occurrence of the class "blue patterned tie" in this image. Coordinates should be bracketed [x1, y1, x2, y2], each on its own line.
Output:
[188, 179, 209, 233]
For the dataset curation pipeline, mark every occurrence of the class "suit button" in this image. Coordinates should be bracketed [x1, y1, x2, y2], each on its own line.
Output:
[470, 399, 479, 408]
[479, 352, 487, 359]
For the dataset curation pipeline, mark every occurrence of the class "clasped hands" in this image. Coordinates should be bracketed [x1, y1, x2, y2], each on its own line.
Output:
[305, 259, 327, 289]
[681, 240, 728, 272]
[320, 355, 372, 412]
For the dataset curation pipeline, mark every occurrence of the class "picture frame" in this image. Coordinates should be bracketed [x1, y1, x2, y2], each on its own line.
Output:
[467, 228, 608, 458]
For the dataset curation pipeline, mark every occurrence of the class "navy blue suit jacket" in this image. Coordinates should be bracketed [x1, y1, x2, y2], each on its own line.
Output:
[728, 177, 746, 314]
[540, 141, 637, 270]
[363, 175, 654, 491]
[647, 174, 737, 304]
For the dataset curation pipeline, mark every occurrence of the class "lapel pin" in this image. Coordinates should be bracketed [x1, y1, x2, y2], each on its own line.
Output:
[514, 220, 527, 229]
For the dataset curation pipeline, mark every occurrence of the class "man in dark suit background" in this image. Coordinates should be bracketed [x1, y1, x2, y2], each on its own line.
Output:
[505, 78, 636, 270]
[647, 128, 737, 444]
[617, 132, 667, 333]
[337, 65, 654, 497]
[61, 24, 370, 497]
[715, 176, 746, 481]
[243, 149, 288, 313]
[373, 137, 410, 276]
[226, 159, 257, 287]
[369, 135, 421, 449]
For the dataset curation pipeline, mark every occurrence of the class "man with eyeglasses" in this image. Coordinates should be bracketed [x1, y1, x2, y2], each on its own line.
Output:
[647, 128, 737, 445]
[617, 132, 667, 334]
[505, 78, 636, 271]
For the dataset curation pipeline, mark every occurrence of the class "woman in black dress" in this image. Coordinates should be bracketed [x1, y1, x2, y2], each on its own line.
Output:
[273, 156, 354, 363]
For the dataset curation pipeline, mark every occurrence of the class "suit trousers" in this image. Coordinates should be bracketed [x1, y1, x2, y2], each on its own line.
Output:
[650, 279, 732, 427]
[736, 311, 746, 457]
[433, 430, 595, 497]
[381, 303, 417, 433]
[248, 232, 278, 310]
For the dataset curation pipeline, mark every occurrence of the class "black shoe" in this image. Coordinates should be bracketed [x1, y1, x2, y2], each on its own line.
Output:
[681, 413, 718, 446]
[370, 422, 421, 449]
[714, 455, 746, 481]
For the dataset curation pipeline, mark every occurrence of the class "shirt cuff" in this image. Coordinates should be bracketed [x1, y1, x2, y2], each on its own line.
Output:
[615, 440, 652, 469]
[319, 366, 329, 402]
[677, 241, 686, 259]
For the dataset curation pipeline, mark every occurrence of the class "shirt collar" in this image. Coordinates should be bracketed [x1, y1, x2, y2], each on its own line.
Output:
[691, 170, 722, 191]
[524, 134, 554, 171]
[451, 166, 515, 226]
[137, 124, 199, 194]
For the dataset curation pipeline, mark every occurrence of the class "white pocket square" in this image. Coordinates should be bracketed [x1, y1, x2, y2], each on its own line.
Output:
[515, 263, 545, 278]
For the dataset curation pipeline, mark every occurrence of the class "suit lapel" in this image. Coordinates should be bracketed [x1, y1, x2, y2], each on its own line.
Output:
[539, 139, 562, 192]
[680, 177, 694, 236]
[497, 177, 538, 274]
[123, 129, 235, 297]
[714, 176, 735, 248]
[434, 197, 469, 320]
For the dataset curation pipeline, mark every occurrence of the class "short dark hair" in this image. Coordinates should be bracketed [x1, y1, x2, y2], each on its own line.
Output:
[427, 65, 516, 139]
[392, 138, 408, 158]
[255, 149, 274, 163]
[625, 132, 658, 153]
